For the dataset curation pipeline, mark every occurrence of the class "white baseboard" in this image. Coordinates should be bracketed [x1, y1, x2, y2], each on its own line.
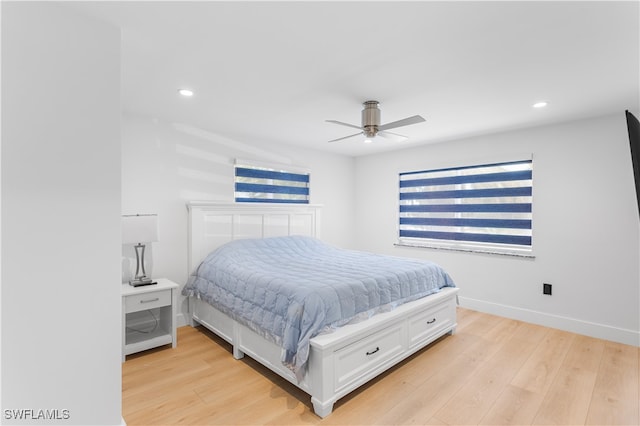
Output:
[177, 312, 188, 328]
[458, 296, 639, 347]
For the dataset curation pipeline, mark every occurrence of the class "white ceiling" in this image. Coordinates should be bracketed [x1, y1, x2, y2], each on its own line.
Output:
[71, 1, 639, 157]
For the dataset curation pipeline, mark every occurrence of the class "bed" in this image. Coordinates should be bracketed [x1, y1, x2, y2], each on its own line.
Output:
[184, 201, 459, 417]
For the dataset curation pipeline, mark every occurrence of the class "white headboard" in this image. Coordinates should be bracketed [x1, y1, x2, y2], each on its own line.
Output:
[187, 202, 322, 274]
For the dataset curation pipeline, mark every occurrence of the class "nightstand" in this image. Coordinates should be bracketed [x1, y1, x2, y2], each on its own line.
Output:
[121, 278, 178, 361]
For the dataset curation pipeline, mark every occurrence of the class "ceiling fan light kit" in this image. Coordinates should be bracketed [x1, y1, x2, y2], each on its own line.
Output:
[327, 100, 425, 143]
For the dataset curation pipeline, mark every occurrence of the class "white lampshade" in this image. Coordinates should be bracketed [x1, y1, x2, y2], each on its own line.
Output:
[122, 214, 159, 244]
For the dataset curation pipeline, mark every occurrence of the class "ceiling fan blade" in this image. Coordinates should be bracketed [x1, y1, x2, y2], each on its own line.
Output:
[378, 115, 426, 131]
[328, 132, 363, 143]
[378, 130, 408, 142]
[325, 120, 363, 130]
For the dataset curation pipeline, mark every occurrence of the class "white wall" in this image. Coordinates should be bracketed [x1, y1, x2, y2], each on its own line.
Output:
[354, 114, 640, 346]
[1, 2, 122, 425]
[121, 113, 355, 324]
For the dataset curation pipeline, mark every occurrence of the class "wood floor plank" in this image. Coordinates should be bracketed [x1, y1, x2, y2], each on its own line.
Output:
[380, 333, 475, 388]
[510, 327, 575, 395]
[379, 350, 490, 425]
[532, 335, 605, 425]
[263, 402, 320, 426]
[210, 381, 308, 425]
[194, 366, 270, 405]
[374, 316, 520, 424]
[122, 310, 639, 425]
[479, 325, 566, 425]
[479, 384, 546, 425]
[585, 341, 639, 425]
[124, 391, 205, 425]
[122, 358, 213, 403]
[435, 321, 548, 425]
[321, 370, 418, 425]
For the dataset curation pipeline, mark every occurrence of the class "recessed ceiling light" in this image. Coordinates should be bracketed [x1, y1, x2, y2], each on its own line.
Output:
[178, 89, 194, 97]
[363, 138, 372, 144]
[532, 101, 548, 108]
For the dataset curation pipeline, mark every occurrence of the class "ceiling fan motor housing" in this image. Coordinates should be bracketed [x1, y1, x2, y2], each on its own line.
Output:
[362, 100, 380, 137]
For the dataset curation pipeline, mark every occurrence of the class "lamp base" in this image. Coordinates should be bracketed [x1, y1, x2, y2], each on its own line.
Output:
[129, 278, 157, 287]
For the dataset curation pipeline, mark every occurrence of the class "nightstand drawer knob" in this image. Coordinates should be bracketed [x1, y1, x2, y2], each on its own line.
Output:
[140, 297, 160, 304]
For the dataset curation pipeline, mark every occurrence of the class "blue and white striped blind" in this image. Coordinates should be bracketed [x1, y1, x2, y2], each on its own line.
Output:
[399, 159, 533, 249]
[235, 164, 310, 204]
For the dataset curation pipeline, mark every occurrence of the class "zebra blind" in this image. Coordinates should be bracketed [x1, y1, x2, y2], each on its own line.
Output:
[234, 163, 310, 204]
[399, 159, 533, 254]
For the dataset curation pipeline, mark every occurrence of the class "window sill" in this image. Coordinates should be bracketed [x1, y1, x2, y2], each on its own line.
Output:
[394, 242, 536, 259]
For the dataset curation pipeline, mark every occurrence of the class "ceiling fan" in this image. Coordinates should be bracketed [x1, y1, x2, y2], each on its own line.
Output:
[326, 100, 425, 143]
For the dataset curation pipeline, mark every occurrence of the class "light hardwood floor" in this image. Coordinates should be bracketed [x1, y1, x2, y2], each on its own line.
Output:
[122, 308, 639, 425]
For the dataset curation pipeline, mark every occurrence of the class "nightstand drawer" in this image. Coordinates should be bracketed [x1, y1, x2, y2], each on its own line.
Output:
[125, 289, 171, 313]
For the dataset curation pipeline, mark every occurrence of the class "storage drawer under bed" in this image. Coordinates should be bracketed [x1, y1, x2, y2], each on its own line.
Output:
[407, 298, 453, 350]
[333, 322, 404, 392]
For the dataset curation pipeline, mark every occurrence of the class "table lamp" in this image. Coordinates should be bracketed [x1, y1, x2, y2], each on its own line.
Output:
[122, 214, 159, 286]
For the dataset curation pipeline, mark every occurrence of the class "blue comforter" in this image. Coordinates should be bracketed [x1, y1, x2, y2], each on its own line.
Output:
[182, 236, 455, 377]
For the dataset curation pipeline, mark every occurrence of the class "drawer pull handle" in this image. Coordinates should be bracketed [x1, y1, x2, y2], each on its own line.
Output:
[427, 318, 436, 324]
[140, 298, 160, 304]
[366, 347, 380, 356]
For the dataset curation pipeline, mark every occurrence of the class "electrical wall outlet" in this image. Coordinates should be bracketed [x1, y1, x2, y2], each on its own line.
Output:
[543, 283, 552, 295]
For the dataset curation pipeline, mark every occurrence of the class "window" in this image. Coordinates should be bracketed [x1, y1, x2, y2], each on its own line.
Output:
[234, 161, 310, 204]
[398, 158, 533, 256]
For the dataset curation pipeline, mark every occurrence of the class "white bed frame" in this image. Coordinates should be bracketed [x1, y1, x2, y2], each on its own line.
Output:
[186, 201, 459, 417]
